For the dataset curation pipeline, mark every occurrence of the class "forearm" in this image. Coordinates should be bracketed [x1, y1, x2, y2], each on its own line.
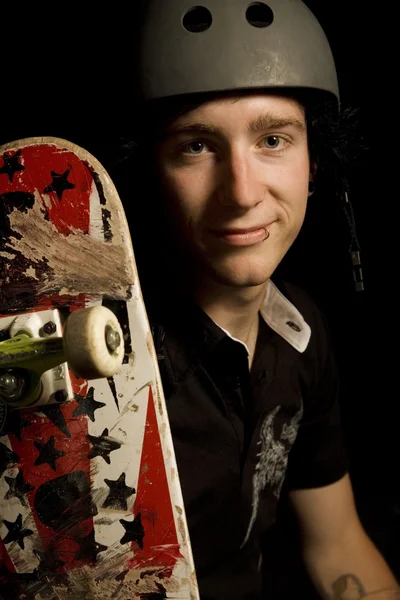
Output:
[303, 528, 400, 599]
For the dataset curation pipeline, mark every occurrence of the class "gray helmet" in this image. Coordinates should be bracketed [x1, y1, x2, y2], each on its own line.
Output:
[134, 0, 339, 106]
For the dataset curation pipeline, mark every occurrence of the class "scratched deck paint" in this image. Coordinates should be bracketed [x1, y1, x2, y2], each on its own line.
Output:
[0, 138, 199, 600]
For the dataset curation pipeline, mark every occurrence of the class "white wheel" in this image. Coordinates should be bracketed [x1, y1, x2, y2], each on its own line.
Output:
[63, 306, 124, 379]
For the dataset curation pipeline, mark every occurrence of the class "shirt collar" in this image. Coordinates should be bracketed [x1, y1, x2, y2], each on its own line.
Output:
[213, 280, 311, 354]
[259, 280, 311, 353]
[162, 279, 311, 386]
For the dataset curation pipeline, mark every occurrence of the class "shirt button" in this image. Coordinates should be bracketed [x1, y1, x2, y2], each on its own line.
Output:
[258, 369, 267, 382]
[286, 320, 301, 332]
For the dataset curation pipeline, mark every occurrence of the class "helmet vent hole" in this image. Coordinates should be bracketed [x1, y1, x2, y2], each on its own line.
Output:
[183, 6, 213, 33]
[246, 2, 274, 28]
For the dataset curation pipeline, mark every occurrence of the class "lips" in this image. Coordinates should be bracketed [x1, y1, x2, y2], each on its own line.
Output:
[208, 224, 272, 247]
[211, 224, 269, 235]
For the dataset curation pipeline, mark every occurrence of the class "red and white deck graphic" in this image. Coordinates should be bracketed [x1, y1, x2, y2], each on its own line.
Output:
[0, 140, 198, 599]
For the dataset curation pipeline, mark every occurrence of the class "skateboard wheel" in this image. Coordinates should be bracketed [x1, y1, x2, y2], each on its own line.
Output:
[63, 306, 124, 379]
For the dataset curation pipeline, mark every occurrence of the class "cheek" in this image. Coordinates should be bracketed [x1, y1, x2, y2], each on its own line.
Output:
[155, 172, 197, 242]
[160, 168, 209, 223]
[278, 159, 310, 207]
[158, 167, 183, 209]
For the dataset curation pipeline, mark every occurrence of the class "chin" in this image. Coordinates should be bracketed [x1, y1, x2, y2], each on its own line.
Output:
[203, 256, 278, 289]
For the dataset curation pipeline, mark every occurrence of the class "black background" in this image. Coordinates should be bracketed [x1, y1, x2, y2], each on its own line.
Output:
[263, 2, 400, 597]
[2, 1, 398, 596]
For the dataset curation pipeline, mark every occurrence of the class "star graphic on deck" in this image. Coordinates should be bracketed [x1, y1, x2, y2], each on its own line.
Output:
[0, 441, 19, 477]
[73, 387, 106, 423]
[40, 404, 71, 438]
[43, 169, 75, 200]
[3, 410, 30, 442]
[102, 472, 135, 511]
[119, 512, 145, 548]
[4, 471, 35, 507]
[3, 513, 33, 549]
[34, 546, 65, 572]
[87, 428, 121, 464]
[0, 562, 39, 593]
[0, 150, 25, 182]
[34, 435, 66, 471]
[74, 528, 108, 562]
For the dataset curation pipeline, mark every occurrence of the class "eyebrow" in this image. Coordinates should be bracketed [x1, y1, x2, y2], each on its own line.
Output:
[164, 114, 306, 139]
[247, 114, 306, 135]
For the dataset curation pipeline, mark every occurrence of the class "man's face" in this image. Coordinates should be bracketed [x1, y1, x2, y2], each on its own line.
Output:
[156, 93, 311, 289]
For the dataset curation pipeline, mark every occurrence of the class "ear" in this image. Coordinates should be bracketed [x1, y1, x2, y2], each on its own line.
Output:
[308, 160, 317, 197]
[309, 159, 317, 182]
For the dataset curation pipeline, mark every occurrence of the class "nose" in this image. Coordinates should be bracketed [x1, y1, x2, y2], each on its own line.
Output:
[216, 150, 264, 210]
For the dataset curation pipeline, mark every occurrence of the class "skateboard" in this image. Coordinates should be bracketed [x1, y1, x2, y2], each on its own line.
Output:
[0, 137, 199, 599]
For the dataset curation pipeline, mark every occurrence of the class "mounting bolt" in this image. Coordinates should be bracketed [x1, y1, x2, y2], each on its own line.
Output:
[53, 390, 68, 403]
[43, 321, 57, 336]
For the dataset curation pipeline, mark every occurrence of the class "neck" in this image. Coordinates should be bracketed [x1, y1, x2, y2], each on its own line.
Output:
[193, 276, 267, 364]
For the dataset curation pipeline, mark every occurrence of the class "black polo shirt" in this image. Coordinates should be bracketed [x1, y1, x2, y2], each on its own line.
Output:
[151, 279, 348, 600]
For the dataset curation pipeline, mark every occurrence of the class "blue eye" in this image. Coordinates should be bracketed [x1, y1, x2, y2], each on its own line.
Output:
[187, 141, 205, 154]
[263, 136, 280, 149]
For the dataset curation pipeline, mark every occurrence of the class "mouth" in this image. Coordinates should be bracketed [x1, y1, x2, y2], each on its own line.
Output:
[209, 224, 272, 246]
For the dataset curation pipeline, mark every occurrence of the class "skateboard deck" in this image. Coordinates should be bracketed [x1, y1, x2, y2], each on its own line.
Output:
[0, 137, 199, 599]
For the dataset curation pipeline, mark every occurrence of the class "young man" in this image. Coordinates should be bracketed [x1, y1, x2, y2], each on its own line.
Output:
[122, 1, 400, 598]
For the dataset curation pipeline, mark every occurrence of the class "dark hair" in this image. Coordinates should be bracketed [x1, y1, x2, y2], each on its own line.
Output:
[306, 100, 364, 197]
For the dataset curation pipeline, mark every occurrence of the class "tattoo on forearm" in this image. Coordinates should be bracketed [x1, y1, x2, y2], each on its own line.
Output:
[332, 574, 400, 599]
[332, 574, 365, 599]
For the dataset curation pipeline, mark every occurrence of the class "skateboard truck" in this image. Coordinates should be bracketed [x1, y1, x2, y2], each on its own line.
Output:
[0, 306, 124, 409]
